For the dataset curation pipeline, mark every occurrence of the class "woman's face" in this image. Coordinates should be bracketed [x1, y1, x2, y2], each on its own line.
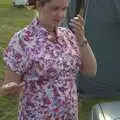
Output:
[38, 0, 69, 28]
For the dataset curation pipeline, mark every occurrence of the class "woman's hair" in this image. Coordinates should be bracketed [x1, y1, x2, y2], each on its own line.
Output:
[26, 0, 51, 9]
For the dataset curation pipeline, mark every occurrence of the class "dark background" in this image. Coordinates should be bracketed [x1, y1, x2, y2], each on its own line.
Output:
[68, 0, 120, 98]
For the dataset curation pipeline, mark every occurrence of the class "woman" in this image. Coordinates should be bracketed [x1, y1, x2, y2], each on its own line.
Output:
[1, 0, 97, 119]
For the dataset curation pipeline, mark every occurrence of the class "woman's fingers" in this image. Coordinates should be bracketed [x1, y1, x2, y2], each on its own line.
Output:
[10, 83, 24, 95]
[69, 15, 85, 39]
[70, 21, 83, 32]
[69, 21, 84, 37]
[2, 82, 17, 89]
[1, 82, 25, 95]
[69, 16, 84, 31]
[19, 82, 25, 91]
[69, 22, 84, 32]
[77, 14, 85, 25]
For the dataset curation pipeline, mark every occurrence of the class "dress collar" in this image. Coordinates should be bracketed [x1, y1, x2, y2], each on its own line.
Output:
[30, 17, 58, 36]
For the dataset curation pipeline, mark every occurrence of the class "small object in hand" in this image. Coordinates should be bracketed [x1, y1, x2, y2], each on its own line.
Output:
[74, 17, 79, 20]
[2, 82, 18, 89]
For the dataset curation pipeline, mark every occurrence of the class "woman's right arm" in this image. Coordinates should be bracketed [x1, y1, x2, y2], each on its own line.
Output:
[0, 66, 24, 96]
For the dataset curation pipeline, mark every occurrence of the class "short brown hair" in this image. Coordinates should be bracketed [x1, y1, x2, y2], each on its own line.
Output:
[26, 0, 51, 9]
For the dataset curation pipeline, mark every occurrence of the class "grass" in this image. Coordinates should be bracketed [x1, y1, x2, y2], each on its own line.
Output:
[0, 1, 120, 120]
[0, 1, 34, 120]
[0, 96, 18, 120]
[0, 0, 34, 76]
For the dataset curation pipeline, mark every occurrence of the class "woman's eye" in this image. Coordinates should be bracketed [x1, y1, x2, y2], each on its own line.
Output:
[62, 7, 67, 11]
[50, 6, 68, 11]
[51, 7, 59, 11]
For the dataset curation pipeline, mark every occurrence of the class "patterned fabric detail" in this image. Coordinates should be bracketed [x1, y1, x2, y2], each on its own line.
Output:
[3, 18, 82, 120]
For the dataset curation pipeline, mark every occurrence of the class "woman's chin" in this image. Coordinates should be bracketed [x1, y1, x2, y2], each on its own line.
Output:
[51, 23, 59, 29]
[53, 20, 60, 25]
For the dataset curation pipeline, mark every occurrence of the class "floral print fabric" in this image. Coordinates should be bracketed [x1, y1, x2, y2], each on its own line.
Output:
[3, 18, 82, 120]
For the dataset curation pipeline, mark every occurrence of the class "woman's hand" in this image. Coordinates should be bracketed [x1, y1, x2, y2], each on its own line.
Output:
[0, 82, 25, 96]
[69, 14, 86, 42]
[69, 15, 97, 76]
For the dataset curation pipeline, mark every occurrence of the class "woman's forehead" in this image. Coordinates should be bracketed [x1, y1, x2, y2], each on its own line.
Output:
[48, 0, 70, 7]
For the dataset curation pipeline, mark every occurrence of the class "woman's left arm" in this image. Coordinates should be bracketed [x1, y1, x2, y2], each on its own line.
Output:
[78, 38, 97, 76]
[69, 15, 97, 76]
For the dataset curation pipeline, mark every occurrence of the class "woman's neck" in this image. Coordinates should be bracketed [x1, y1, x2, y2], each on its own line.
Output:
[38, 16, 56, 33]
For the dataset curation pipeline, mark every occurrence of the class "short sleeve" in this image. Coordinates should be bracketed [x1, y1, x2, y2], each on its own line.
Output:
[3, 32, 31, 75]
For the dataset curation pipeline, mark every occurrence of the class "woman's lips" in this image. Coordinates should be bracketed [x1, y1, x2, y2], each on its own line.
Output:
[53, 19, 61, 23]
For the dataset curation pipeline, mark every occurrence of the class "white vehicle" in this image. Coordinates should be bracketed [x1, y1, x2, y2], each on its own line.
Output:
[12, 0, 26, 6]
[90, 101, 120, 120]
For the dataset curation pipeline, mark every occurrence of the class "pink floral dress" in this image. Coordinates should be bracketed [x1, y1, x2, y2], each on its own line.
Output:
[3, 18, 82, 120]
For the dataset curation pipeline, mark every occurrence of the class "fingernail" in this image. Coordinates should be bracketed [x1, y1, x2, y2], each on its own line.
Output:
[74, 17, 79, 20]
